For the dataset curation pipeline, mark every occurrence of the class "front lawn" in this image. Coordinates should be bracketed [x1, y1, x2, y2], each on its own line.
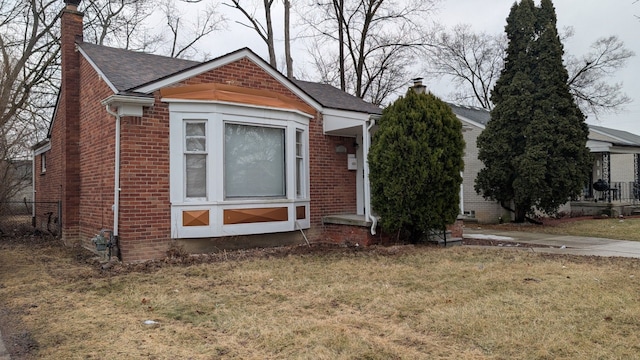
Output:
[1, 236, 639, 359]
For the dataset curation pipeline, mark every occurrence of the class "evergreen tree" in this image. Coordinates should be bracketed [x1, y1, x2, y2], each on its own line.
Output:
[475, 0, 592, 222]
[368, 90, 465, 242]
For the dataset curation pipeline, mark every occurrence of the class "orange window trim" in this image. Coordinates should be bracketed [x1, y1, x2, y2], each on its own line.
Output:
[160, 83, 315, 115]
[183, 210, 210, 226]
[223, 207, 288, 225]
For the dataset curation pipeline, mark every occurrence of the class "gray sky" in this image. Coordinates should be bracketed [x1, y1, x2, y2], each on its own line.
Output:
[205, 0, 638, 134]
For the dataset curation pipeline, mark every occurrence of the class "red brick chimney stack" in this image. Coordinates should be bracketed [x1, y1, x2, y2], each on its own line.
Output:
[411, 77, 427, 94]
[60, 0, 83, 243]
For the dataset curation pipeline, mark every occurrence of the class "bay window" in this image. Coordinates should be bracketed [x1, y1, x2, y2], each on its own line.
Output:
[169, 102, 311, 238]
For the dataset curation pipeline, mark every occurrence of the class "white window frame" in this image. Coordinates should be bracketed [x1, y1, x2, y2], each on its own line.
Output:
[168, 102, 311, 238]
[184, 120, 208, 201]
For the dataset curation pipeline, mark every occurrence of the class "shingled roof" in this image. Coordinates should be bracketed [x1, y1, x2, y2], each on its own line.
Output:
[78, 42, 200, 92]
[589, 124, 640, 146]
[447, 102, 640, 146]
[78, 43, 381, 115]
[447, 103, 490, 126]
[293, 80, 382, 115]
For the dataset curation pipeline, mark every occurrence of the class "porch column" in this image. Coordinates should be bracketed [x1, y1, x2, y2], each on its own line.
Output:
[603, 152, 611, 202]
[363, 122, 371, 221]
[635, 154, 640, 200]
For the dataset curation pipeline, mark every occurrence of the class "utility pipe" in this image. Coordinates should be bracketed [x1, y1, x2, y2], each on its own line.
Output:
[105, 104, 121, 238]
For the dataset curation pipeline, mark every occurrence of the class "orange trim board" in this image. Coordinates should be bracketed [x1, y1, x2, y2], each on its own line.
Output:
[224, 207, 288, 225]
[183, 210, 210, 226]
[296, 206, 306, 220]
[160, 83, 315, 115]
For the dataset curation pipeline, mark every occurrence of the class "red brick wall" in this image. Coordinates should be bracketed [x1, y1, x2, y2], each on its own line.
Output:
[34, 6, 84, 243]
[77, 57, 116, 247]
[116, 99, 172, 261]
[182, 58, 297, 96]
[308, 116, 358, 227]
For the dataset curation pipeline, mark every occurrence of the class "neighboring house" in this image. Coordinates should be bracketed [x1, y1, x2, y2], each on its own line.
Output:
[33, 0, 384, 262]
[1, 159, 33, 203]
[449, 103, 640, 223]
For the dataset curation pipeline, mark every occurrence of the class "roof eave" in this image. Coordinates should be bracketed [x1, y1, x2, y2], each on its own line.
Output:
[129, 48, 323, 111]
[102, 94, 155, 117]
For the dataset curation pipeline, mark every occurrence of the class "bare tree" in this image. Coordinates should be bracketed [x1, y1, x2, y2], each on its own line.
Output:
[283, 0, 292, 78]
[223, 0, 276, 66]
[221, 0, 295, 76]
[82, 0, 161, 52]
[0, 0, 60, 208]
[425, 24, 505, 109]
[84, 0, 225, 59]
[425, 25, 634, 117]
[301, 0, 437, 105]
[160, 0, 226, 59]
[565, 36, 634, 117]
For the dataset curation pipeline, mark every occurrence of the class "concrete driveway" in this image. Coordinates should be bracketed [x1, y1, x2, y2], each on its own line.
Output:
[463, 228, 640, 258]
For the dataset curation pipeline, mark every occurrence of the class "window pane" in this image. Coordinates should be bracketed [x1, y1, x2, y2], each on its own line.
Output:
[296, 130, 303, 197]
[186, 122, 205, 136]
[186, 138, 206, 152]
[225, 124, 285, 197]
[186, 154, 206, 198]
[296, 158, 303, 196]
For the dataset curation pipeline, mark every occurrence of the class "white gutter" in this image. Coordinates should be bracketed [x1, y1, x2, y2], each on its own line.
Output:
[364, 117, 378, 235]
[101, 94, 154, 239]
[105, 104, 121, 237]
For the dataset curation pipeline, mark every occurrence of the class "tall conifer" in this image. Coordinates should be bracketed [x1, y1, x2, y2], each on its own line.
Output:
[475, 0, 591, 222]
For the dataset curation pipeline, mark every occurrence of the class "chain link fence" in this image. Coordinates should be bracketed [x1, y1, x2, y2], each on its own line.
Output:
[0, 200, 61, 237]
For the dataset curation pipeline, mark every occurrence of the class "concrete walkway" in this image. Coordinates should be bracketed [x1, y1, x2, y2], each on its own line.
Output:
[463, 228, 640, 258]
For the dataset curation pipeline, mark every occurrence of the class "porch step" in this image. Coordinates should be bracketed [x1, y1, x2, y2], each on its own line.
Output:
[428, 237, 463, 247]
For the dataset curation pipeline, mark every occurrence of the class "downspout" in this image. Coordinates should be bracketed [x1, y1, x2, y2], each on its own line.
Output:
[31, 150, 36, 226]
[105, 105, 121, 246]
[364, 117, 377, 235]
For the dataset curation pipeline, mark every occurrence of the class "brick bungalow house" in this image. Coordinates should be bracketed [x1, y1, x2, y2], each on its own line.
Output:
[450, 103, 640, 223]
[33, 0, 388, 262]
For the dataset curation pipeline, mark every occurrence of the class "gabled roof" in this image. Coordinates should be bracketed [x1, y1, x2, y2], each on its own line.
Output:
[588, 124, 640, 147]
[78, 42, 199, 92]
[293, 80, 382, 115]
[77, 43, 381, 116]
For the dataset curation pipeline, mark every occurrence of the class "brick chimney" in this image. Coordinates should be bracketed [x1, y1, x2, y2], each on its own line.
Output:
[60, 0, 83, 242]
[411, 77, 427, 94]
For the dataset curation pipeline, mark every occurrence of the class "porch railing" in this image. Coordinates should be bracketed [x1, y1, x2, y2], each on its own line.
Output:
[582, 182, 640, 204]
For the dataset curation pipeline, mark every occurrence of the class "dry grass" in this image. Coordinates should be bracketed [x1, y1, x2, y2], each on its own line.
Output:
[2, 237, 640, 359]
